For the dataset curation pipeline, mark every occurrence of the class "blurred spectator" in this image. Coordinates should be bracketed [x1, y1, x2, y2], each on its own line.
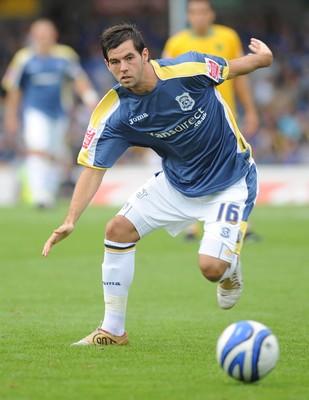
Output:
[162, 0, 259, 137]
[0, 3, 309, 169]
[1, 18, 99, 208]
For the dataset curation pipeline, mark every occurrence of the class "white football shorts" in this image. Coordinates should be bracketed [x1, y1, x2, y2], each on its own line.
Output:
[118, 164, 258, 261]
[23, 108, 69, 157]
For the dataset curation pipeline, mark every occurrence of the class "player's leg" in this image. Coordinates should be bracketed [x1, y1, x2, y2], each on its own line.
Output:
[47, 115, 69, 203]
[72, 171, 200, 346]
[198, 227, 245, 310]
[23, 109, 53, 207]
[23, 109, 69, 208]
[72, 215, 139, 346]
[198, 163, 258, 309]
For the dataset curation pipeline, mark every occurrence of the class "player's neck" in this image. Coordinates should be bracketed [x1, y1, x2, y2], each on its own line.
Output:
[33, 43, 56, 55]
[189, 27, 212, 37]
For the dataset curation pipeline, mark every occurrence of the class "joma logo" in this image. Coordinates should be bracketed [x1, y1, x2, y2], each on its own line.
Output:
[129, 113, 148, 125]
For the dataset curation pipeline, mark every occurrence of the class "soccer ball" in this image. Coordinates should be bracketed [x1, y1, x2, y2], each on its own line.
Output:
[216, 320, 279, 383]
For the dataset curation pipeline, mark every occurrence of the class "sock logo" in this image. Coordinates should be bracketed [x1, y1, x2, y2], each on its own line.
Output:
[103, 281, 121, 286]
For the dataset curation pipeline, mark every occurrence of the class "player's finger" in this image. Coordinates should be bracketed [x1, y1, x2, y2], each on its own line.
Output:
[42, 241, 52, 257]
[41, 232, 61, 256]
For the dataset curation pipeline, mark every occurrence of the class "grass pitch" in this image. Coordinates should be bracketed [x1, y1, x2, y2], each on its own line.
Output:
[0, 204, 308, 400]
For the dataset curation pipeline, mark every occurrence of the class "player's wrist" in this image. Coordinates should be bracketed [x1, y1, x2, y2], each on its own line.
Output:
[81, 89, 100, 106]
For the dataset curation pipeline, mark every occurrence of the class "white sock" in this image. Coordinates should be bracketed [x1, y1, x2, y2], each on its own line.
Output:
[220, 253, 239, 281]
[25, 155, 50, 204]
[100, 239, 136, 336]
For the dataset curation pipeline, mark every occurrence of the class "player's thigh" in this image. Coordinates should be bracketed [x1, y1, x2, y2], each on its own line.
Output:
[23, 108, 51, 151]
[199, 167, 258, 261]
[49, 117, 70, 156]
[117, 172, 198, 239]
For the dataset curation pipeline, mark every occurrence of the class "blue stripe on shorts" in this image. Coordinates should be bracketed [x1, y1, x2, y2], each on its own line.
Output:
[243, 164, 258, 221]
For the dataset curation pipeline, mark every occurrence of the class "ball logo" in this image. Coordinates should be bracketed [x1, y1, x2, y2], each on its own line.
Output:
[216, 320, 280, 383]
[175, 92, 195, 111]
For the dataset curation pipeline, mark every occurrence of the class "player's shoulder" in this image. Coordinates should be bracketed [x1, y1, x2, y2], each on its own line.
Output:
[10, 47, 34, 65]
[152, 51, 224, 81]
[155, 51, 208, 67]
[90, 87, 120, 124]
[52, 44, 79, 60]
[101, 86, 120, 104]
[213, 24, 241, 40]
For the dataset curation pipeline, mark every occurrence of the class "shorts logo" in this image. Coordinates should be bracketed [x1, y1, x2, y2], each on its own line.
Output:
[221, 227, 231, 238]
[82, 127, 96, 149]
[175, 92, 195, 111]
[136, 188, 148, 199]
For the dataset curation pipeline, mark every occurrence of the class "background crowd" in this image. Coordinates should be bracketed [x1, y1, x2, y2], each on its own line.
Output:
[0, 0, 309, 204]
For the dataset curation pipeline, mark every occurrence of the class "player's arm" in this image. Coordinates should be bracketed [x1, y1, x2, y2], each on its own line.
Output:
[227, 38, 273, 79]
[65, 48, 100, 109]
[3, 88, 22, 137]
[42, 167, 106, 257]
[74, 75, 100, 110]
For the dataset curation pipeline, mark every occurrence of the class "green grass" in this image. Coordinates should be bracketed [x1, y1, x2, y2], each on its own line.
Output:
[0, 204, 308, 400]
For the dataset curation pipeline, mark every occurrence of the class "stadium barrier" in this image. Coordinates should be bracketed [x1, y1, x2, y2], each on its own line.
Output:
[91, 164, 309, 206]
[0, 164, 308, 206]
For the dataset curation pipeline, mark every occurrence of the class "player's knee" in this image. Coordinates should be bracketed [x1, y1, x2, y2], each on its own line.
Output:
[105, 217, 126, 241]
[105, 215, 140, 243]
[198, 255, 229, 282]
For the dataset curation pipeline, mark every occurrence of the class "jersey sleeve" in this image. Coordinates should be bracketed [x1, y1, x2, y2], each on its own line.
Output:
[54, 44, 88, 81]
[152, 51, 229, 85]
[1, 48, 31, 91]
[203, 54, 229, 84]
[77, 89, 129, 169]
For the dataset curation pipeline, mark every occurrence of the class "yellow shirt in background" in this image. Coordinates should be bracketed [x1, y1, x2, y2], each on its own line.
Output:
[162, 24, 243, 116]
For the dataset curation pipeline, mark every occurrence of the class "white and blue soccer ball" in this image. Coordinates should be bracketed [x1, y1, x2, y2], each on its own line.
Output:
[216, 320, 279, 383]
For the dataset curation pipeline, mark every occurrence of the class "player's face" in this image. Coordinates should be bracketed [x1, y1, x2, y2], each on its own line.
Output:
[187, 1, 216, 35]
[106, 40, 149, 91]
[29, 21, 58, 52]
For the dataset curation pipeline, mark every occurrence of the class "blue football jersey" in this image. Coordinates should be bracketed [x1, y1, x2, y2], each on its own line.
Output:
[78, 51, 252, 197]
[2, 44, 87, 118]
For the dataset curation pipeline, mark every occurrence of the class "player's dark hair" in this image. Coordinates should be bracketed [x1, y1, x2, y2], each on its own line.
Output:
[187, 0, 212, 4]
[187, 0, 213, 7]
[99, 23, 146, 61]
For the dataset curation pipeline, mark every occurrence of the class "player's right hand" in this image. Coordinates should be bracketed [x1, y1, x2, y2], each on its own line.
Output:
[42, 223, 75, 257]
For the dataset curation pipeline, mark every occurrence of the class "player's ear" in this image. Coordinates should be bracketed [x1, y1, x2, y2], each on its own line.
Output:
[142, 48, 150, 62]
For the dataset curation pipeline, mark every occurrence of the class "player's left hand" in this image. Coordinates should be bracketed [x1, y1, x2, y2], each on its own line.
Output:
[248, 38, 273, 65]
[42, 223, 75, 257]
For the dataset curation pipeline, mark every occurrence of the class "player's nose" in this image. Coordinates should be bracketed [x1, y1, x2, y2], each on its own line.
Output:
[120, 60, 128, 71]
